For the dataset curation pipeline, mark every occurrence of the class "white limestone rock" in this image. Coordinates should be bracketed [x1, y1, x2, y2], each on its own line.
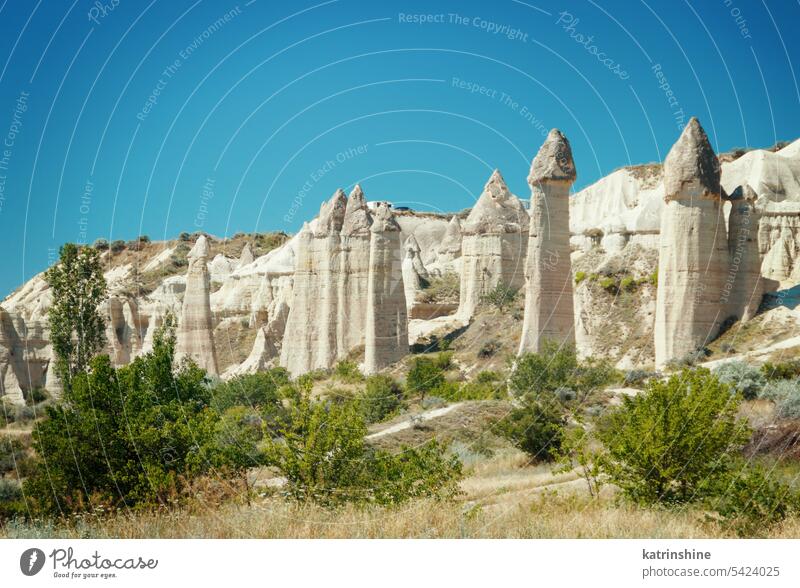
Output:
[519, 129, 576, 354]
[176, 235, 219, 375]
[655, 118, 728, 367]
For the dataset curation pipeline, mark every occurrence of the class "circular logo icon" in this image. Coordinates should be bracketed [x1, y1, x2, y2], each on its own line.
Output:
[20, 548, 46, 576]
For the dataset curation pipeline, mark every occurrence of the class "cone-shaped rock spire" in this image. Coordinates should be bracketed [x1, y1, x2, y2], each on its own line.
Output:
[238, 242, 254, 266]
[457, 170, 529, 318]
[176, 235, 219, 375]
[519, 129, 576, 354]
[655, 118, 728, 366]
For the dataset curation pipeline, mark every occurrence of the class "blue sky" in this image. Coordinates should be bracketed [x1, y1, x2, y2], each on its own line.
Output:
[0, 0, 798, 296]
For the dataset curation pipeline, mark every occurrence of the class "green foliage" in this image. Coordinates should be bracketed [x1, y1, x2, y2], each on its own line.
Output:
[45, 243, 107, 388]
[0, 436, 34, 478]
[477, 339, 501, 358]
[510, 340, 618, 400]
[649, 270, 658, 286]
[713, 361, 766, 400]
[556, 425, 604, 498]
[92, 238, 109, 251]
[334, 360, 364, 383]
[359, 375, 404, 424]
[498, 396, 565, 462]
[24, 322, 223, 515]
[213, 406, 265, 481]
[109, 240, 126, 253]
[761, 359, 800, 381]
[597, 369, 750, 505]
[263, 395, 462, 505]
[619, 276, 636, 292]
[598, 277, 617, 293]
[480, 281, 518, 310]
[406, 356, 446, 400]
[574, 271, 587, 284]
[711, 462, 800, 537]
[476, 370, 503, 384]
[210, 369, 291, 431]
[0, 478, 24, 520]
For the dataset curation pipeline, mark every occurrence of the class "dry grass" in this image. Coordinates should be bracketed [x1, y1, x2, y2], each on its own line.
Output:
[8, 492, 800, 539]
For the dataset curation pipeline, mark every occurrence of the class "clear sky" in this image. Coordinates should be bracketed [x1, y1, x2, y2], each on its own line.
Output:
[0, 0, 798, 297]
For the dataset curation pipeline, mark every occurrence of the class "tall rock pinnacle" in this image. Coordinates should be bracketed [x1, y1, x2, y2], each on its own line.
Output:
[519, 128, 576, 354]
[655, 118, 728, 366]
[457, 170, 529, 319]
[176, 235, 219, 375]
[364, 203, 408, 374]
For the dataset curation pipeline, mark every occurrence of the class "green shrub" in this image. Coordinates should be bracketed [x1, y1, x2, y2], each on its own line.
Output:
[263, 395, 462, 505]
[480, 281, 518, 310]
[574, 271, 587, 284]
[360, 375, 404, 424]
[406, 356, 446, 400]
[649, 270, 658, 286]
[477, 340, 501, 358]
[762, 360, 800, 381]
[92, 238, 109, 251]
[23, 324, 227, 515]
[597, 369, 750, 505]
[598, 277, 617, 293]
[476, 370, 503, 384]
[758, 379, 800, 419]
[713, 361, 766, 400]
[619, 276, 635, 292]
[622, 369, 658, 388]
[510, 340, 617, 400]
[109, 240, 126, 253]
[211, 369, 290, 432]
[711, 462, 800, 537]
[0, 436, 34, 478]
[334, 360, 364, 383]
[498, 396, 565, 462]
[0, 478, 23, 520]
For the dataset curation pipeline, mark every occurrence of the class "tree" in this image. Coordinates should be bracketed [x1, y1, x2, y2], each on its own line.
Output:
[45, 243, 107, 388]
[24, 321, 221, 515]
[406, 356, 446, 401]
[597, 368, 751, 505]
[263, 394, 462, 505]
[498, 396, 565, 462]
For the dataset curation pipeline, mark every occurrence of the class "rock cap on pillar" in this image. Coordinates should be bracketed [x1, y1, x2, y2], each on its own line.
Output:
[189, 234, 209, 261]
[370, 202, 401, 233]
[316, 189, 348, 235]
[463, 169, 528, 234]
[528, 128, 577, 186]
[663, 117, 720, 201]
[343, 184, 372, 235]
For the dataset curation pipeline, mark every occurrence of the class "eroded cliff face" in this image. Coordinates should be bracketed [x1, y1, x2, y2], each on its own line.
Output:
[519, 129, 576, 354]
[458, 170, 529, 319]
[2, 135, 799, 400]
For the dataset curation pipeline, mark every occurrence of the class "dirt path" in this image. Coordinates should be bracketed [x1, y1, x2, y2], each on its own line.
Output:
[366, 403, 464, 440]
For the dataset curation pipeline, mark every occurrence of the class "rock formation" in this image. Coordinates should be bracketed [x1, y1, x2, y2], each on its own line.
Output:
[724, 184, 765, 322]
[519, 129, 577, 354]
[238, 243, 254, 267]
[457, 170, 529, 319]
[364, 203, 408, 374]
[0, 307, 25, 404]
[176, 235, 219, 375]
[401, 234, 430, 312]
[336, 185, 372, 355]
[437, 216, 463, 264]
[230, 301, 289, 376]
[655, 118, 728, 367]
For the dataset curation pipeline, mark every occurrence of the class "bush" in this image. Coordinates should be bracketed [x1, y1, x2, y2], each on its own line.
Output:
[498, 396, 565, 462]
[713, 361, 766, 400]
[263, 395, 462, 505]
[333, 360, 363, 384]
[138, 235, 151, 243]
[109, 240, 126, 253]
[598, 277, 617, 293]
[476, 370, 502, 384]
[477, 340, 501, 358]
[510, 340, 617, 400]
[178, 232, 191, 242]
[574, 271, 587, 284]
[762, 360, 800, 381]
[0, 478, 23, 520]
[360, 375, 404, 424]
[210, 369, 291, 432]
[406, 356, 446, 400]
[597, 369, 750, 505]
[619, 276, 635, 292]
[480, 281, 518, 310]
[758, 378, 799, 402]
[711, 462, 800, 537]
[23, 324, 227, 515]
[622, 369, 658, 388]
[92, 238, 109, 251]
